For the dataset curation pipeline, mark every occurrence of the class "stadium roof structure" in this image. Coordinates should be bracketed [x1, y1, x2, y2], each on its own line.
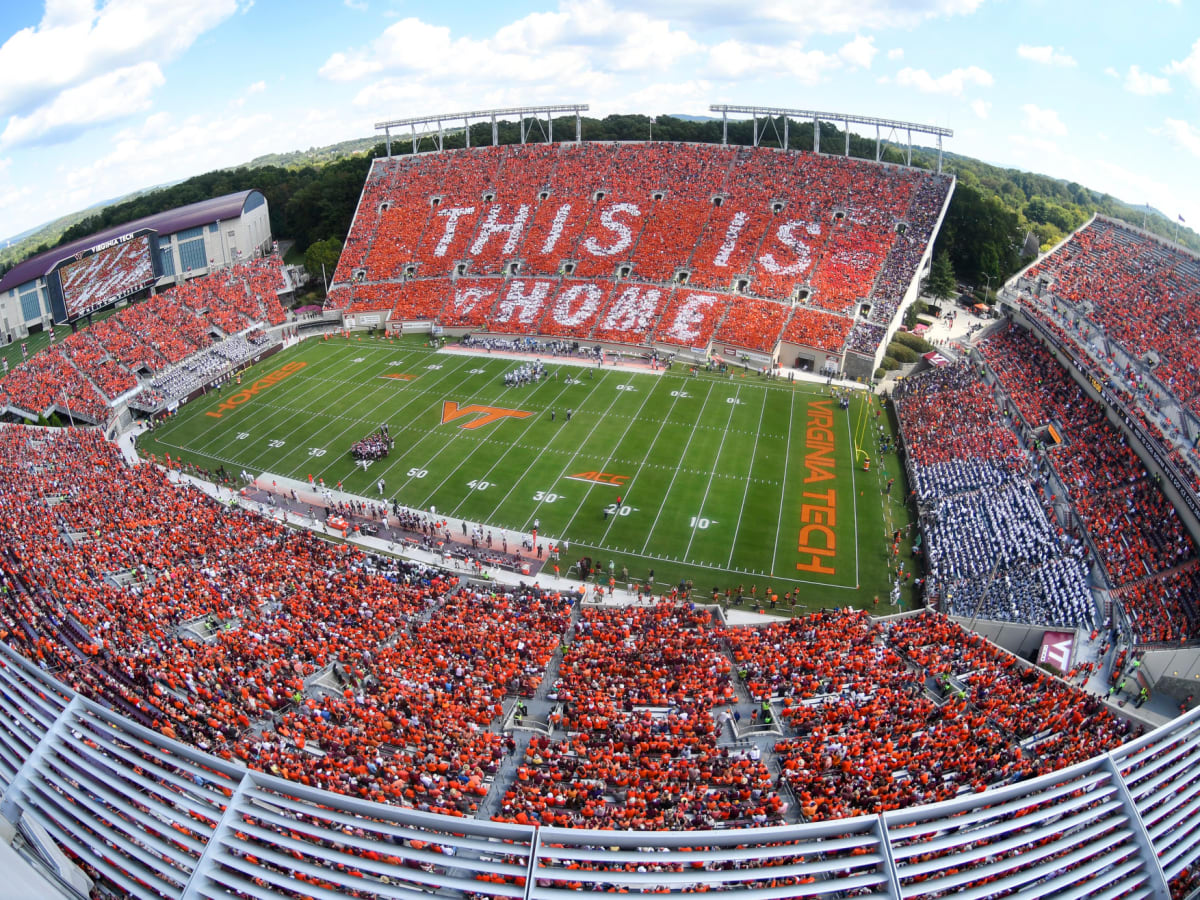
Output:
[710, 104, 953, 172]
[0, 190, 263, 294]
[375, 104, 589, 155]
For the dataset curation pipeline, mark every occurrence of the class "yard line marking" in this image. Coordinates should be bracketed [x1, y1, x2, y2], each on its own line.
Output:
[682, 385, 740, 563]
[769, 388, 796, 578]
[292, 350, 478, 484]
[588, 379, 687, 546]
[202, 344, 472, 484]
[726, 386, 770, 568]
[185, 343, 398, 466]
[527, 373, 657, 535]
[390, 361, 535, 496]
[481, 371, 618, 528]
[434, 375, 578, 520]
[638, 381, 717, 556]
[561, 539, 860, 589]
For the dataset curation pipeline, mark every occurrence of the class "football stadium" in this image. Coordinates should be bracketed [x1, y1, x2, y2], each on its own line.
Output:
[0, 103, 1197, 900]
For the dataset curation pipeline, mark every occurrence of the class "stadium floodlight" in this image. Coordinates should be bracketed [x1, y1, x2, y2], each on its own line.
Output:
[709, 104, 953, 173]
[375, 104, 590, 156]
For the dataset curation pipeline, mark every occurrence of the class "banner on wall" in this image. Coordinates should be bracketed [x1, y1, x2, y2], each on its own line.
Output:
[1038, 630, 1075, 674]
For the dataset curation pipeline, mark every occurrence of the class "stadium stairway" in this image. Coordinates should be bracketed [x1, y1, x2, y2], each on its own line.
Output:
[472, 602, 580, 823]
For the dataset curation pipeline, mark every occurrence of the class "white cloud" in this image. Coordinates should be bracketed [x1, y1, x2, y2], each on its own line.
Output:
[622, 79, 712, 117]
[1009, 133, 1062, 158]
[1125, 64, 1170, 95]
[708, 40, 839, 82]
[970, 99, 990, 119]
[1104, 66, 1119, 79]
[1163, 118, 1200, 157]
[0, 0, 238, 120]
[1021, 103, 1067, 136]
[0, 182, 33, 215]
[321, 1, 700, 92]
[229, 79, 267, 109]
[838, 35, 877, 69]
[344, 0, 367, 9]
[894, 65, 992, 96]
[60, 106, 367, 208]
[621, 0, 984, 37]
[887, 47, 903, 61]
[1016, 44, 1076, 67]
[1167, 38, 1200, 89]
[1, 62, 164, 148]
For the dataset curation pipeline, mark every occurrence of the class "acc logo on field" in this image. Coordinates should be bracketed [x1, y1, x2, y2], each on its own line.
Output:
[441, 401, 533, 430]
[567, 471, 629, 487]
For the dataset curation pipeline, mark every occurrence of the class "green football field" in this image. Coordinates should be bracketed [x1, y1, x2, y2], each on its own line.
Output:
[141, 336, 917, 609]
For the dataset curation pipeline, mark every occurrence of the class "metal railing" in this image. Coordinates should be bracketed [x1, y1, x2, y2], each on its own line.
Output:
[0, 640, 1194, 899]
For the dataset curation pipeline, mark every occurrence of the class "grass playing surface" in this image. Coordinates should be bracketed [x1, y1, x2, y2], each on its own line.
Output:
[141, 336, 916, 609]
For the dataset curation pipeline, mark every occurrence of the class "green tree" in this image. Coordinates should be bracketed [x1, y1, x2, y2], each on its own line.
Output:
[927, 250, 956, 305]
[305, 237, 343, 285]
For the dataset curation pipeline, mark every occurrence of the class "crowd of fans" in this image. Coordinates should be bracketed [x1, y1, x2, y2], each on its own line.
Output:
[1025, 217, 1200, 418]
[146, 332, 272, 404]
[724, 609, 1129, 822]
[327, 143, 952, 358]
[893, 362, 1097, 629]
[780, 306, 855, 355]
[57, 235, 155, 317]
[0, 420, 1177, 898]
[869, 176, 951, 326]
[0, 424, 575, 819]
[0, 257, 288, 420]
[497, 603, 785, 830]
[979, 326, 1200, 642]
[0, 423, 1142, 844]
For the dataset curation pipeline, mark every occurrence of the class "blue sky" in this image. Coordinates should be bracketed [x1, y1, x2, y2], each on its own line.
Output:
[0, 0, 1197, 243]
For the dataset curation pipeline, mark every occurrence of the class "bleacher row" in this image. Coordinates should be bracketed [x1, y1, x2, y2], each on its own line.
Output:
[1025, 217, 1200, 419]
[892, 361, 1096, 630]
[728, 612, 1128, 825]
[0, 257, 289, 420]
[978, 326, 1200, 643]
[0, 423, 1134, 871]
[327, 143, 952, 358]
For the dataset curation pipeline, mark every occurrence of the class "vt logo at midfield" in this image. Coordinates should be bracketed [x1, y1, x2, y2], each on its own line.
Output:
[441, 401, 532, 430]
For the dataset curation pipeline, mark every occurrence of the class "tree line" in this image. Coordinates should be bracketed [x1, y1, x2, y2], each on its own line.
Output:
[4, 113, 1195, 294]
